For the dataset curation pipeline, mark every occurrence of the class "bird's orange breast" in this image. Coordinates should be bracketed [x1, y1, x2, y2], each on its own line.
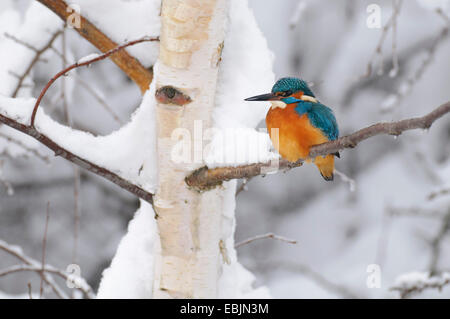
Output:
[266, 103, 329, 162]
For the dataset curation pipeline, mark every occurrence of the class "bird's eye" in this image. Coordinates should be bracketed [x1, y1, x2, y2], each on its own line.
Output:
[283, 90, 292, 97]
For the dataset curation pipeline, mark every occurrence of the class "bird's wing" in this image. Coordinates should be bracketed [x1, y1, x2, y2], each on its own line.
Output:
[307, 103, 339, 141]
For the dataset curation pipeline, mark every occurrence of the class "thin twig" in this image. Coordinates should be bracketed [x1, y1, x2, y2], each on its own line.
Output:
[389, 0, 401, 77]
[235, 233, 297, 248]
[428, 187, 450, 201]
[40, 202, 50, 298]
[50, 46, 123, 124]
[382, 10, 449, 112]
[258, 261, 359, 299]
[429, 210, 450, 276]
[72, 167, 80, 265]
[0, 159, 14, 196]
[358, 0, 403, 80]
[5, 31, 62, 98]
[0, 239, 94, 298]
[27, 282, 32, 299]
[0, 240, 67, 299]
[289, 1, 308, 29]
[334, 169, 356, 192]
[30, 36, 159, 127]
[0, 132, 50, 163]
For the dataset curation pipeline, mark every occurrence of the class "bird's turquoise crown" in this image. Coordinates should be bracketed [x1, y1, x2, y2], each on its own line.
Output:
[271, 77, 315, 97]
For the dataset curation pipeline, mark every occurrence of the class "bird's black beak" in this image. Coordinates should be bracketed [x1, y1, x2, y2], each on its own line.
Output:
[245, 93, 280, 101]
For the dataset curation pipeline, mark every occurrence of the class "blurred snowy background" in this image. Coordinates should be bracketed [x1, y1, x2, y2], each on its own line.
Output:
[1, 0, 450, 298]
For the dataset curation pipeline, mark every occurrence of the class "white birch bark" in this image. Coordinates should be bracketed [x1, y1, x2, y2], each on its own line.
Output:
[152, 0, 228, 299]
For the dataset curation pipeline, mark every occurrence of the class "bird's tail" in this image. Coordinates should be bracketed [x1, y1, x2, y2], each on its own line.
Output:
[314, 154, 335, 181]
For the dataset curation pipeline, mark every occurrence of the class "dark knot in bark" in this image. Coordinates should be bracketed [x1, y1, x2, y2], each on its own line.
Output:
[155, 86, 192, 106]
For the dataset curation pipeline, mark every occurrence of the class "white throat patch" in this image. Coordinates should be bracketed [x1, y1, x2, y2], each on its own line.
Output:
[301, 95, 318, 103]
[271, 101, 287, 109]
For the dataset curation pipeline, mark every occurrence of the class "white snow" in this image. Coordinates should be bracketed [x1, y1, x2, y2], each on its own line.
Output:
[214, 0, 274, 130]
[206, 0, 277, 168]
[393, 271, 450, 290]
[97, 200, 157, 298]
[67, 0, 161, 67]
[77, 53, 101, 64]
[204, 128, 279, 168]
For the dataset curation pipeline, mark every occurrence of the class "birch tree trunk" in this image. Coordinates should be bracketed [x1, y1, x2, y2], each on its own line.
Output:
[152, 0, 228, 298]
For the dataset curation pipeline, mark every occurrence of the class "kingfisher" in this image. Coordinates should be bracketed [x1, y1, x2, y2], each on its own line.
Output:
[245, 77, 339, 181]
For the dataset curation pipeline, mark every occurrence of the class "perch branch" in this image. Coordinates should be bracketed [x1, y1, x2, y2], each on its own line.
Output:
[37, 0, 154, 93]
[30, 36, 159, 127]
[0, 113, 154, 204]
[186, 101, 450, 190]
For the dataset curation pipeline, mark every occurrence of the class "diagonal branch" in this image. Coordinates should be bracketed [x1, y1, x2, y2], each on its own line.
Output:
[186, 101, 450, 190]
[37, 0, 154, 93]
[0, 113, 153, 204]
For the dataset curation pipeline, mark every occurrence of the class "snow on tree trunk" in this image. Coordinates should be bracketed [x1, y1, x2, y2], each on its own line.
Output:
[152, 0, 228, 298]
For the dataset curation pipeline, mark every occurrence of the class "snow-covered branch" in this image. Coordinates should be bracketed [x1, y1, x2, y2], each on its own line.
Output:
[0, 239, 94, 299]
[37, 0, 155, 93]
[186, 101, 450, 190]
[0, 111, 154, 203]
[391, 272, 450, 298]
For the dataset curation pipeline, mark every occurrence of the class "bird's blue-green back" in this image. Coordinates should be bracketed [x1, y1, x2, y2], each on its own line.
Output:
[294, 101, 339, 141]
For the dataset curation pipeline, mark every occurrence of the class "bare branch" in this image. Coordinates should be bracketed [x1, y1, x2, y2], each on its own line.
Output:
[289, 1, 308, 29]
[258, 261, 359, 299]
[0, 159, 14, 196]
[0, 113, 154, 204]
[235, 233, 298, 248]
[31, 36, 159, 127]
[37, 0, 154, 93]
[382, 15, 449, 112]
[50, 44, 124, 124]
[5, 31, 62, 98]
[428, 187, 450, 201]
[334, 169, 356, 192]
[27, 282, 32, 299]
[186, 101, 450, 190]
[40, 203, 50, 298]
[429, 211, 450, 275]
[0, 240, 67, 299]
[0, 239, 94, 299]
[358, 0, 403, 80]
